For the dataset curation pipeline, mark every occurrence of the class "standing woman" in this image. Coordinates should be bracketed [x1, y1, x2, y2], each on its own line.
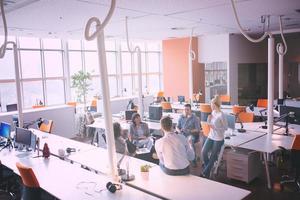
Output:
[129, 113, 153, 149]
[201, 95, 228, 178]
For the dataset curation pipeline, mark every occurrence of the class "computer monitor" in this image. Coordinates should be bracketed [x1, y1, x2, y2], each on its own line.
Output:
[178, 96, 185, 104]
[225, 114, 236, 131]
[15, 127, 32, 147]
[149, 105, 162, 121]
[125, 110, 137, 121]
[0, 122, 11, 139]
[6, 104, 18, 112]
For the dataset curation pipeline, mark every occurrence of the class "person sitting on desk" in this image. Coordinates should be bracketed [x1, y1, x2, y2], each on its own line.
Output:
[155, 116, 195, 175]
[129, 113, 153, 149]
[176, 103, 200, 167]
[201, 95, 228, 178]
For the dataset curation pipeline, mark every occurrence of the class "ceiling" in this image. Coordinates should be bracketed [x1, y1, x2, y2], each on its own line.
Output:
[1, 0, 300, 40]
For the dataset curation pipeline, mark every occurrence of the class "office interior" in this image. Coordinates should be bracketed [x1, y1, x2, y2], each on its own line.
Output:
[0, 0, 300, 199]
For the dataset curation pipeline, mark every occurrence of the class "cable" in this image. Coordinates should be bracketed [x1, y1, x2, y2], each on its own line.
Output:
[189, 27, 196, 60]
[0, 0, 8, 58]
[230, 0, 270, 42]
[84, 0, 116, 41]
[276, 16, 288, 56]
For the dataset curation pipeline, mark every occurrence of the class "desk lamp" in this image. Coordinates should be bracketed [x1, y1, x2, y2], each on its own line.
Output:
[273, 112, 294, 136]
[235, 112, 246, 133]
[117, 140, 135, 181]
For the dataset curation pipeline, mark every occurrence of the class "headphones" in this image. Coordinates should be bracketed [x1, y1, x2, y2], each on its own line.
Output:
[106, 182, 122, 193]
[66, 147, 76, 154]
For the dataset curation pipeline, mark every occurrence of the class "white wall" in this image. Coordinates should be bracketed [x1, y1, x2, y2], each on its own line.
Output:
[228, 34, 268, 104]
[198, 34, 229, 63]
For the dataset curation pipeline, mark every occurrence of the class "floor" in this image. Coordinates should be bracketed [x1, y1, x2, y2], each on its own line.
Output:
[72, 135, 300, 200]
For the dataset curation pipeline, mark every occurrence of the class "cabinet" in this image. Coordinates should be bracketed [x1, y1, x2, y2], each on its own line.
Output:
[227, 148, 261, 183]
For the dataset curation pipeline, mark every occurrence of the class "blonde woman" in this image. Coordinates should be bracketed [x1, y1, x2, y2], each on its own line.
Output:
[201, 95, 228, 178]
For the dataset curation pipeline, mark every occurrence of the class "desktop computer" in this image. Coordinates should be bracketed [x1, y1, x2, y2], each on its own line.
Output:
[15, 127, 33, 151]
[0, 122, 11, 139]
[125, 110, 137, 121]
[178, 96, 185, 104]
[149, 105, 162, 121]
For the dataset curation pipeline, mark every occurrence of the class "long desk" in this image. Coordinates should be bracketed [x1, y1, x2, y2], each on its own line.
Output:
[68, 148, 250, 200]
[0, 148, 159, 200]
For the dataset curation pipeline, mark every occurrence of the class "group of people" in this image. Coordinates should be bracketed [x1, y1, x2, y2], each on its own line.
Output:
[113, 95, 228, 178]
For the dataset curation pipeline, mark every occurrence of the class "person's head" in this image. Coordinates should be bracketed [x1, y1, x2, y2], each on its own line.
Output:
[160, 116, 173, 132]
[132, 105, 138, 111]
[113, 122, 122, 138]
[131, 113, 141, 126]
[211, 95, 221, 112]
[184, 104, 192, 116]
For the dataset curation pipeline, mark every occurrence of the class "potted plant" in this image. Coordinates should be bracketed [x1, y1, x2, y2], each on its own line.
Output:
[140, 164, 151, 180]
[71, 70, 92, 111]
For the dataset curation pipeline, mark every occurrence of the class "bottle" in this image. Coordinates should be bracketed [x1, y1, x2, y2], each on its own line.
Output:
[43, 143, 50, 158]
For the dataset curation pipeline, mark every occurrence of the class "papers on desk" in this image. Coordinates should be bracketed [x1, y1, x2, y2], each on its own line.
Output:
[136, 147, 151, 154]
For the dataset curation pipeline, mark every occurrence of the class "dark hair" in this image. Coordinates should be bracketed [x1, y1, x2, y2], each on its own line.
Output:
[131, 113, 140, 126]
[184, 103, 191, 109]
[160, 116, 172, 132]
[113, 122, 121, 138]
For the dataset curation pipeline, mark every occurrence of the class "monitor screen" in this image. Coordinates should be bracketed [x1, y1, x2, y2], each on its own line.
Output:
[6, 104, 18, 112]
[226, 114, 236, 130]
[0, 122, 11, 139]
[15, 127, 32, 146]
[178, 96, 185, 103]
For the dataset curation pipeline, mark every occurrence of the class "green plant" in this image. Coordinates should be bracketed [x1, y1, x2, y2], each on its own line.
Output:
[71, 70, 92, 109]
[140, 164, 151, 172]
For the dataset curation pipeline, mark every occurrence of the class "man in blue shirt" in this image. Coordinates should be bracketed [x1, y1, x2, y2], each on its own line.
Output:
[176, 104, 200, 167]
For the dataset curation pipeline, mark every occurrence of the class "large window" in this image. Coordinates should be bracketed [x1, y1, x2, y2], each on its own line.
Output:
[0, 36, 162, 112]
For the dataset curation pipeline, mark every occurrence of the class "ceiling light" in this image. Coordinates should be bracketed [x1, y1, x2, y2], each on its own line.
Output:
[171, 27, 185, 31]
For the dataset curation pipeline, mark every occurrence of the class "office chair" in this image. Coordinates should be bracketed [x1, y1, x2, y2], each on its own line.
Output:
[257, 99, 268, 108]
[199, 104, 212, 122]
[87, 99, 97, 112]
[279, 135, 300, 191]
[220, 95, 231, 105]
[39, 119, 53, 133]
[16, 162, 41, 200]
[67, 101, 77, 107]
[161, 102, 172, 112]
[238, 112, 254, 123]
[200, 122, 210, 138]
[232, 105, 246, 115]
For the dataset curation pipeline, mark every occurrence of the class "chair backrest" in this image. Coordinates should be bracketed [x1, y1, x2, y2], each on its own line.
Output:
[16, 162, 40, 188]
[39, 119, 53, 133]
[67, 102, 77, 107]
[292, 135, 300, 151]
[32, 105, 45, 109]
[238, 112, 254, 123]
[220, 95, 231, 105]
[201, 122, 210, 137]
[232, 105, 246, 115]
[157, 91, 164, 97]
[161, 102, 172, 110]
[200, 104, 212, 122]
[257, 99, 268, 108]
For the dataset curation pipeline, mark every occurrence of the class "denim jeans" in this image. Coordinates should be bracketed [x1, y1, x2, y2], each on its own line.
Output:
[187, 134, 199, 163]
[159, 163, 190, 176]
[201, 138, 224, 177]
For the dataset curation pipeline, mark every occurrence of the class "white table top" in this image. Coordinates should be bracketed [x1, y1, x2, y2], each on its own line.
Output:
[0, 148, 159, 200]
[239, 134, 295, 153]
[31, 129, 97, 157]
[224, 122, 267, 147]
[68, 148, 250, 200]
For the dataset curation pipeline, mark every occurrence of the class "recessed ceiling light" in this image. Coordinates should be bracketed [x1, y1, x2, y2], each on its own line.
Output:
[170, 27, 185, 31]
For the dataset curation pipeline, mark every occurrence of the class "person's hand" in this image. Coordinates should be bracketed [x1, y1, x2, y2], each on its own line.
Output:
[207, 115, 212, 122]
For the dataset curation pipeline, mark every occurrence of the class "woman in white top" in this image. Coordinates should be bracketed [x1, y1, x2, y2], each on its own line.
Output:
[201, 95, 228, 177]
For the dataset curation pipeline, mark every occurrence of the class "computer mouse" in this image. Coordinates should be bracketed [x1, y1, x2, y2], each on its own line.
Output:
[225, 136, 230, 139]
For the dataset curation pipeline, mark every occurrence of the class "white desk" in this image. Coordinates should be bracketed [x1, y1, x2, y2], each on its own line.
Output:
[224, 122, 267, 147]
[0, 148, 159, 200]
[68, 147, 250, 200]
[31, 129, 97, 157]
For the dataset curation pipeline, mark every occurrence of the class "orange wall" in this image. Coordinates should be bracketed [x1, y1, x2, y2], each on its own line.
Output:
[162, 37, 199, 101]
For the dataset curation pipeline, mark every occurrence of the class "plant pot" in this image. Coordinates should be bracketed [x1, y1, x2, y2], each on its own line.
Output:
[140, 171, 149, 180]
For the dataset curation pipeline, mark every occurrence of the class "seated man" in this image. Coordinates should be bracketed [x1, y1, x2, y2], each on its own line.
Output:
[176, 103, 200, 166]
[155, 116, 195, 175]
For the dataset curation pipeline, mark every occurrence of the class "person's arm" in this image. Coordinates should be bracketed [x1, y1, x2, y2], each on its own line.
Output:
[129, 124, 138, 141]
[143, 123, 150, 137]
[176, 117, 183, 133]
[210, 113, 228, 132]
[155, 139, 164, 163]
[182, 135, 195, 161]
[189, 116, 200, 135]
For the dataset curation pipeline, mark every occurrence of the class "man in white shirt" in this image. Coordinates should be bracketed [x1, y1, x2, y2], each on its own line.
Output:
[155, 116, 195, 175]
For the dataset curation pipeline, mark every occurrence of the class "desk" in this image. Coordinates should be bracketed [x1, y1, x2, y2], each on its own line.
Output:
[239, 134, 295, 189]
[0, 148, 159, 200]
[68, 148, 250, 200]
[31, 129, 97, 157]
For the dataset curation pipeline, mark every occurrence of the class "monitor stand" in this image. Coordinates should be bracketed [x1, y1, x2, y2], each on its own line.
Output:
[16, 144, 32, 152]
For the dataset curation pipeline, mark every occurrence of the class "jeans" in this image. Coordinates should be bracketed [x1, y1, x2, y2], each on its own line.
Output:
[201, 138, 224, 177]
[159, 163, 190, 176]
[187, 134, 199, 163]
